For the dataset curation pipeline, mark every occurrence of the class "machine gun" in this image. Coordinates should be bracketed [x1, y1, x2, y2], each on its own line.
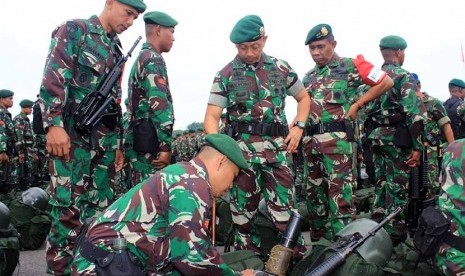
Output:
[73, 36, 141, 136]
[304, 207, 402, 276]
[406, 149, 435, 235]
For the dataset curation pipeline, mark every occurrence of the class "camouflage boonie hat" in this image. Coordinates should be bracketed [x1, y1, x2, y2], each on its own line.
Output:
[305, 23, 332, 45]
[230, 15, 265, 44]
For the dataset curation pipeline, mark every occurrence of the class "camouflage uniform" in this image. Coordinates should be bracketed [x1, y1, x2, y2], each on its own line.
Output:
[302, 54, 386, 240]
[444, 95, 465, 139]
[39, 16, 123, 275]
[0, 107, 18, 202]
[13, 112, 36, 190]
[420, 92, 451, 193]
[125, 42, 174, 184]
[114, 110, 132, 198]
[208, 53, 305, 256]
[436, 139, 465, 275]
[171, 135, 182, 162]
[365, 62, 424, 241]
[34, 134, 49, 189]
[72, 158, 241, 275]
[179, 133, 194, 161]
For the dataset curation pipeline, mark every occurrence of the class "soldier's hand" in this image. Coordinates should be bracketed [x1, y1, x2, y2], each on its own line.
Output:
[115, 149, 124, 172]
[284, 126, 303, 153]
[406, 150, 421, 167]
[345, 103, 360, 121]
[46, 126, 71, 161]
[0, 152, 9, 163]
[18, 154, 25, 163]
[241, 269, 256, 276]
[33, 154, 39, 161]
[152, 151, 171, 169]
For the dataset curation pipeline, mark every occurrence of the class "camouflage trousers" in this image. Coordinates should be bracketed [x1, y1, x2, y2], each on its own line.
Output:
[36, 134, 50, 187]
[127, 149, 159, 185]
[303, 152, 356, 241]
[371, 145, 410, 243]
[46, 147, 116, 275]
[436, 246, 465, 276]
[230, 160, 306, 257]
[427, 145, 441, 195]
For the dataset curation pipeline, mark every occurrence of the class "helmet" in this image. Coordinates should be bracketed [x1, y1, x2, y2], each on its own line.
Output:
[21, 187, 49, 211]
[0, 201, 11, 230]
[336, 218, 393, 267]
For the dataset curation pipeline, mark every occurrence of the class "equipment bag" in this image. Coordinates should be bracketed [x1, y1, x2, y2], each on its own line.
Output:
[413, 206, 450, 257]
[0, 225, 20, 276]
[133, 118, 159, 154]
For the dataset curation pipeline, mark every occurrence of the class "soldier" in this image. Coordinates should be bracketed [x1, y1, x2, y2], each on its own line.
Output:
[179, 130, 190, 161]
[32, 95, 49, 189]
[204, 15, 311, 257]
[195, 127, 206, 153]
[125, 11, 176, 185]
[119, 98, 133, 195]
[301, 24, 393, 241]
[435, 139, 465, 275]
[0, 89, 18, 204]
[444, 78, 465, 140]
[364, 35, 425, 244]
[38, 0, 146, 274]
[71, 134, 258, 276]
[219, 112, 228, 133]
[171, 133, 182, 162]
[412, 73, 454, 193]
[13, 99, 38, 190]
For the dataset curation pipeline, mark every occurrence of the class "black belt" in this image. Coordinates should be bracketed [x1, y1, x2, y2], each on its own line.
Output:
[79, 236, 110, 263]
[305, 121, 346, 135]
[231, 122, 289, 137]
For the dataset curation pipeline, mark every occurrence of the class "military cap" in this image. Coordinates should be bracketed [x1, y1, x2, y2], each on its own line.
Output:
[183, 130, 189, 135]
[197, 127, 204, 131]
[0, 89, 14, 98]
[176, 133, 182, 137]
[188, 129, 196, 134]
[143, 11, 178, 27]
[305, 23, 333, 45]
[205, 134, 249, 170]
[230, 15, 265, 44]
[19, 99, 34, 108]
[379, 35, 407, 50]
[116, 0, 146, 13]
[449, 78, 465, 88]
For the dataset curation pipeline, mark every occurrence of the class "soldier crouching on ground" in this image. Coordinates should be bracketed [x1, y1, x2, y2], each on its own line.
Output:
[71, 134, 260, 276]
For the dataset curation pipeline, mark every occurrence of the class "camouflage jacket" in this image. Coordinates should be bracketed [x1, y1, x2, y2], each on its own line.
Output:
[208, 53, 303, 164]
[39, 15, 123, 151]
[125, 42, 174, 154]
[444, 96, 465, 139]
[0, 108, 17, 154]
[13, 112, 36, 156]
[86, 157, 238, 275]
[420, 92, 450, 146]
[302, 54, 385, 154]
[365, 62, 424, 151]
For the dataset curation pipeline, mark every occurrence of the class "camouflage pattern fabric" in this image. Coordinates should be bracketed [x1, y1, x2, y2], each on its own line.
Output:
[301, 55, 378, 240]
[0, 107, 18, 202]
[39, 16, 123, 275]
[435, 139, 465, 275]
[179, 135, 195, 161]
[365, 62, 424, 241]
[125, 42, 174, 184]
[208, 53, 306, 257]
[444, 96, 465, 139]
[34, 134, 49, 189]
[71, 158, 241, 275]
[13, 112, 36, 189]
[171, 136, 182, 162]
[114, 111, 132, 198]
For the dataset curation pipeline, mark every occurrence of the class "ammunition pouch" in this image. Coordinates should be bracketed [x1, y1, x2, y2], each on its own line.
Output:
[305, 120, 355, 140]
[133, 118, 159, 154]
[425, 133, 441, 147]
[229, 121, 289, 137]
[393, 124, 413, 148]
[79, 236, 144, 276]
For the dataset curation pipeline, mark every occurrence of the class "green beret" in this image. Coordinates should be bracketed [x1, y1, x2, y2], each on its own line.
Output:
[144, 11, 178, 27]
[116, 0, 146, 13]
[305, 23, 332, 45]
[19, 99, 34, 108]
[379, 35, 407, 50]
[124, 98, 129, 105]
[449, 78, 465, 88]
[197, 127, 204, 131]
[176, 133, 182, 137]
[188, 129, 196, 134]
[205, 134, 248, 170]
[183, 130, 188, 135]
[0, 89, 14, 99]
[230, 15, 265, 44]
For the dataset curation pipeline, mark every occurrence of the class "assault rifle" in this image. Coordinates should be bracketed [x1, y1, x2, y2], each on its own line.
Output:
[304, 207, 402, 276]
[406, 149, 435, 235]
[73, 36, 141, 136]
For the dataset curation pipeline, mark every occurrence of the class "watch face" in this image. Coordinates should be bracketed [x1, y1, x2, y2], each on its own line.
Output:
[296, 121, 305, 128]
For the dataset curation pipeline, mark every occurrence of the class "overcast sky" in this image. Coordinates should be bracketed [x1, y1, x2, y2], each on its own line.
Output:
[1, 0, 465, 130]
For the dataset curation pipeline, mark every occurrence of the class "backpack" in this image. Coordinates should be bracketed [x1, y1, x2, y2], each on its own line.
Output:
[32, 100, 46, 135]
[0, 224, 20, 276]
[8, 199, 51, 250]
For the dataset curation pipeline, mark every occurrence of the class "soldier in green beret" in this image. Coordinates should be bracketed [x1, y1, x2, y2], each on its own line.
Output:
[13, 99, 38, 191]
[71, 134, 260, 275]
[444, 78, 465, 139]
[125, 11, 178, 185]
[0, 90, 18, 203]
[302, 23, 393, 241]
[38, 0, 146, 273]
[364, 35, 425, 244]
[204, 14, 311, 259]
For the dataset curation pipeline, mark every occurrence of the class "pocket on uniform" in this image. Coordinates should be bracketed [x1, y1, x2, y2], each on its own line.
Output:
[48, 158, 73, 207]
[323, 88, 347, 104]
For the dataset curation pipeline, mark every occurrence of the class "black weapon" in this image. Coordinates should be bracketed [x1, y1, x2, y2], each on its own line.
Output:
[304, 207, 402, 276]
[406, 149, 435, 235]
[73, 36, 142, 136]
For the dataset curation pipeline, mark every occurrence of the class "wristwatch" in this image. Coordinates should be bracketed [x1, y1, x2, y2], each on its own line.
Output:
[294, 121, 306, 129]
